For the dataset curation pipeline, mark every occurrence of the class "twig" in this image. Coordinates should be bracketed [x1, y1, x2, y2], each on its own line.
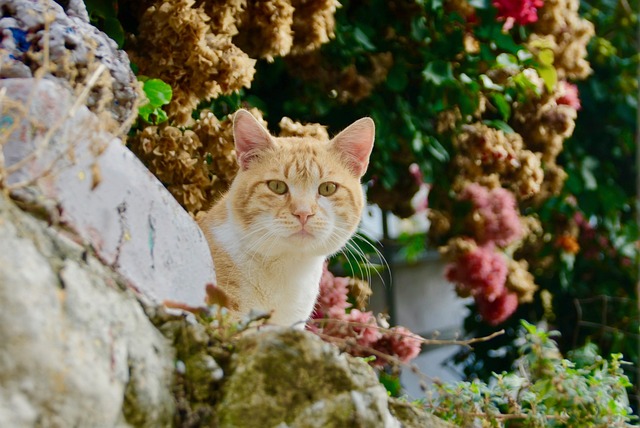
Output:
[6, 64, 108, 189]
[309, 317, 504, 348]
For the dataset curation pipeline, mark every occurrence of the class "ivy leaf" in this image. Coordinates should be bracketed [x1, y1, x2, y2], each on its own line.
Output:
[533, 48, 557, 91]
[490, 93, 511, 121]
[480, 74, 503, 90]
[143, 79, 173, 107]
[138, 78, 172, 124]
[483, 119, 514, 133]
[426, 136, 449, 162]
[103, 16, 125, 48]
[353, 27, 376, 51]
[538, 66, 557, 92]
[537, 49, 554, 67]
[422, 60, 454, 85]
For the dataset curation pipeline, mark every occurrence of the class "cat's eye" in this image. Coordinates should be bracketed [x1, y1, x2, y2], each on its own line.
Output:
[318, 182, 338, 196]
[267, 180, 288, 195]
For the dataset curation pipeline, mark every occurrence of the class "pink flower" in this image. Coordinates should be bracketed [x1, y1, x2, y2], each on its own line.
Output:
[460, 184, 522, 247]
[476, 290, 519, 325]
[446, 244, 508, 301]
[372, 326, 422, 366]
[493, 0, 544, 30]
[323, 309, 381, 350]
[313, 263, 351, 319]
[556, 81, 581, 110]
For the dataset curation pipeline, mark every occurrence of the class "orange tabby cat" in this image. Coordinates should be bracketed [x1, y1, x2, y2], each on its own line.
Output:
[197, 109, 375, 328]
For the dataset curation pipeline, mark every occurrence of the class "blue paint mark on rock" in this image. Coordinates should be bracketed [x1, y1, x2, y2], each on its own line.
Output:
[9, 28, 30, 53]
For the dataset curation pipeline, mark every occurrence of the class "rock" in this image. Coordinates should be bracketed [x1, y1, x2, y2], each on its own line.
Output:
[389, 398, 456, 428]
[0, 193, 175, 427]
[0, 0, 138, 124]
[1, 77, 213, 307]
[217, 329, 401, 428]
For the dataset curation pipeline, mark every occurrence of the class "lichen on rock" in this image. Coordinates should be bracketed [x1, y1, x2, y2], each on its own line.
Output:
[216, 328, 402, 427]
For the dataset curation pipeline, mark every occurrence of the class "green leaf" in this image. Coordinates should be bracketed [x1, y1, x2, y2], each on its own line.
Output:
[426, 136, 450, 162]
[422, 61, 454, 85]
[386, 62, 409, 92]
[537, 66, 557, 92]
[490, 93, 511, 120]
[496, 53, 519, 69]
[138, 103, 154, 122]
[480, 74, 503, 91]
[483, 119, 514, 133]
[537, 49, 554, 67]
[379, 372, 403, 397]
[103, 16, 125, 48]
[580, 157, 598, 190]
[468, 0, 490, 8]
[86, 0, 117, 19]
[143, 79, 173, 107]
[353, 27, 376, 51]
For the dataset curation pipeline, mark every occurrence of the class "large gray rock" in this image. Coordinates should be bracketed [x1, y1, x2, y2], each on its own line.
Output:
[0, 193, 175, 427]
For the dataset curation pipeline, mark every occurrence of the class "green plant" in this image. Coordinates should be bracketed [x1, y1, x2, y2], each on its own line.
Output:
[137, 77, 172, 125]
[84, 0, 125, 47]
[426, 321, 635, 427]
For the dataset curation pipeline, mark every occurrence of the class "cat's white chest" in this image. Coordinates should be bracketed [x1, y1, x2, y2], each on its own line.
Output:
[251, 257, 323, 327]
[212, 214, 324, 328]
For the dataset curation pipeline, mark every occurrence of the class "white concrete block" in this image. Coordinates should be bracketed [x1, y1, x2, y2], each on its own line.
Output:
[1, 78, 213, 306]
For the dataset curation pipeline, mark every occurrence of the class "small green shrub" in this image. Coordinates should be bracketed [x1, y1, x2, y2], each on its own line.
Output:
[425, 321, 635, 427]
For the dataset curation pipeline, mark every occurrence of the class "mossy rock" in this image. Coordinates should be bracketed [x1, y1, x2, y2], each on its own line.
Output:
[216, 328, 400, 427]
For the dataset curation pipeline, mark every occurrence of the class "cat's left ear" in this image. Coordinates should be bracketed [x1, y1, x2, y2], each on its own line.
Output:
[331, 117, 375, 177]
[233, 109, 275, 170]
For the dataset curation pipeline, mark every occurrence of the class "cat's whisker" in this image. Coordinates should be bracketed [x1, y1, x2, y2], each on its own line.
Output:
[353, 231, 390, 280]
[345, 241, 373, 284]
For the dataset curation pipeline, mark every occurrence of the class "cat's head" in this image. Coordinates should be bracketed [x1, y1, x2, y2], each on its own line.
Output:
[227, 109, 375, 257]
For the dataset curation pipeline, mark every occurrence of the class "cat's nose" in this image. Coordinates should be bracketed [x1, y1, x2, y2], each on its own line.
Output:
[292, 209, 315, 225]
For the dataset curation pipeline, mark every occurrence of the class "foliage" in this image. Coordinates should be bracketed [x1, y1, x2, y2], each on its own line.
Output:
[137, 77, 172, 124]
[84, 0, 124, 47]
[426, 321, 635, 427]
[454, 0, 640, 406]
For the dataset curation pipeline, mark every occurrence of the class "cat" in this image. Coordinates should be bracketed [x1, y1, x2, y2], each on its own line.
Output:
[197, 109, 375, 329]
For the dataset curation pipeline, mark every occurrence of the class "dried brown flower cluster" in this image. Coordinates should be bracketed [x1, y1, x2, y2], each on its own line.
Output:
[234, 0, 295, 61]
[530, 0, 595, 80]
[450, 123, 544, 199]
[278, 116, 329, 139]
[125, 0, 339, 123]
[511, 81, 577, 202]
[127, 0, 256, 125]
[129, 109, 240, 214]
[234, 0, 339, 60]
[290, 0, 340, 55]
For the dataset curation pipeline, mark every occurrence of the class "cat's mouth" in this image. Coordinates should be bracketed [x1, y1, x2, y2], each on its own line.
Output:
[291, 229, 314, 238]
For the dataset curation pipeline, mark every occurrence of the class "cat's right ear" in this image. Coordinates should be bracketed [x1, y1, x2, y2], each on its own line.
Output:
[233, 109, 274, 170]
